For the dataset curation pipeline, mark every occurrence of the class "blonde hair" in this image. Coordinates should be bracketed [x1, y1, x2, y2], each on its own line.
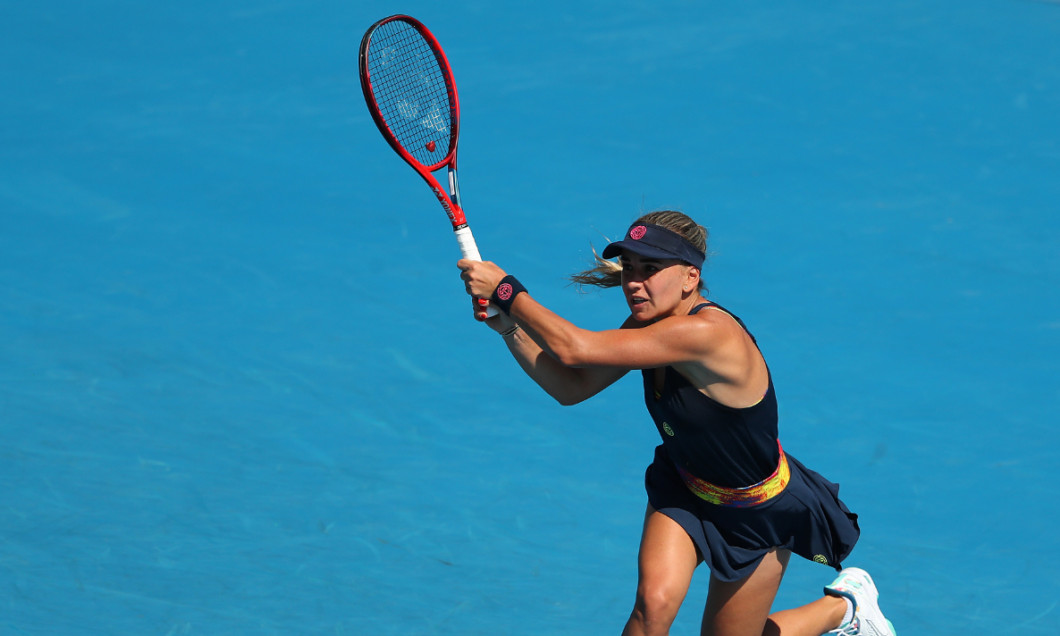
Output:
[570, 210, 708, 289]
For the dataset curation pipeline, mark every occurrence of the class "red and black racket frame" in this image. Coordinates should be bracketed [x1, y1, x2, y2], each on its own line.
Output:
[358, 15, 469, 231]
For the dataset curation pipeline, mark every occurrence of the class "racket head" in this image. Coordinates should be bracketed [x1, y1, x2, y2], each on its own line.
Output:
[359, 15, 460, 173]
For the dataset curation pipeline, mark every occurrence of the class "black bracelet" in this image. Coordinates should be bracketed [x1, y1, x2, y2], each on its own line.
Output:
[490, 275, 527, 315]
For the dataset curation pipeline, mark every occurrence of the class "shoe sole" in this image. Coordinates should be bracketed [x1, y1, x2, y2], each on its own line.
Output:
[827, 568, 896, 635]
[842, 567, 879, 601]
[848, 568, 896, 636]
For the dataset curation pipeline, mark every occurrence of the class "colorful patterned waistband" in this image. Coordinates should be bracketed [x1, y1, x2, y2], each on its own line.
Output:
[676, 442, 790, 508]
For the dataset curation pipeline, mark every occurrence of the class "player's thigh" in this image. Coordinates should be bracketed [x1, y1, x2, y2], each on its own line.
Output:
[701, 548, 790, 636]
[635, 506, 700, 609]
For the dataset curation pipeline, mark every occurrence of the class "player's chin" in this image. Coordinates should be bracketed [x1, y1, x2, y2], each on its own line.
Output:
[627, 301, 655, 322]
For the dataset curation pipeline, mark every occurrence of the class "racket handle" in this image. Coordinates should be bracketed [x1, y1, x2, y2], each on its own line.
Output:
[454, 225, 499, 318]
[454, 225, 483, 261]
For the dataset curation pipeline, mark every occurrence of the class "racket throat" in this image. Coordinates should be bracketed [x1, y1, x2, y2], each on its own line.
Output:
[430, 182, 466, 227]
[448, 167, 462, 208]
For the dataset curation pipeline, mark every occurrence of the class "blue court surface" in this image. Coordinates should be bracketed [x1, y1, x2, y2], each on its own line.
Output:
[3, 1, 1058, 634]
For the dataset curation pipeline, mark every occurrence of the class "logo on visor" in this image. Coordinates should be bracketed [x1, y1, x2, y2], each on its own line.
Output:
[629, 225, 647, 240]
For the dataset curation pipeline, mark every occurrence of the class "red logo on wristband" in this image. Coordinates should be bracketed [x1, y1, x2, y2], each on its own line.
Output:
[496, 283, 514, 301]
[630, 225, 647, 240]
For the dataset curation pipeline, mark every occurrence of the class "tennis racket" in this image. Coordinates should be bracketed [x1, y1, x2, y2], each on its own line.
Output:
[359, 15, 497, 315]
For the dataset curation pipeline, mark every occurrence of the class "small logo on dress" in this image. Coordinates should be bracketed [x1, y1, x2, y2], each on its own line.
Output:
[630, 225, 647, 240]
[813, 554, 829, 565]
[662, 422, 675, 437]
[496, 283, 514, 301]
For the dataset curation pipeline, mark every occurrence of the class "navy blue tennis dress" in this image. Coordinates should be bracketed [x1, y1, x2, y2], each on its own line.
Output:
[643, 302, 860, 582]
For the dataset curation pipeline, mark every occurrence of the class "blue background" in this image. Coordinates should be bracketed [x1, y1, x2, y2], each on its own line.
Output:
[2, 1, 1058, 633]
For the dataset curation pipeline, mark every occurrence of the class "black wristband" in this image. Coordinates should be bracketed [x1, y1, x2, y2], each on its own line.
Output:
[490, 275, 527, 315]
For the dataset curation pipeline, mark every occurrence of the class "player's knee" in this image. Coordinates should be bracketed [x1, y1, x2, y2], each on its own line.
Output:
[631, 583, 683, 631]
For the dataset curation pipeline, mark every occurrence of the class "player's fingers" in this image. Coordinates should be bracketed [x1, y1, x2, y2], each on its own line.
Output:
[477, 297, 493, 321]
[470, 296, 488, 321]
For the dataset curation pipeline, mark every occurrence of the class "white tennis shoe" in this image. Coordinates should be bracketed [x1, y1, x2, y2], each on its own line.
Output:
[824, 567, 897, 636]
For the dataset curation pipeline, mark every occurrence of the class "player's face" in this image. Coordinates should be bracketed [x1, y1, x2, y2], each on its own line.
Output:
[620, 253, 693, 322]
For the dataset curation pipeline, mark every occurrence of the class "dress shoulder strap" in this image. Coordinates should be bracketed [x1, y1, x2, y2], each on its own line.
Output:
[690, 301, 757, 345]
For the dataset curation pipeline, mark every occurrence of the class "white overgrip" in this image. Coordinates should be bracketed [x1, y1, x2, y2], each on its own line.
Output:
[454, 225, 482, 261]
[454, 225, 499, 318]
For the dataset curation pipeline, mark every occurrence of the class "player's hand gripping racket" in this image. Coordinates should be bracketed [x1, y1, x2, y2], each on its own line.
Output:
[359, 15, 497, 316]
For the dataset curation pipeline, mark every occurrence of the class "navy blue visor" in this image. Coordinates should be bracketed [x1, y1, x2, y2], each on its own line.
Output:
[601, 223, 705, 268]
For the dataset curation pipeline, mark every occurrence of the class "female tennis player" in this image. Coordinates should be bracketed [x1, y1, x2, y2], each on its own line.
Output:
[457, 210, 896, 636]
